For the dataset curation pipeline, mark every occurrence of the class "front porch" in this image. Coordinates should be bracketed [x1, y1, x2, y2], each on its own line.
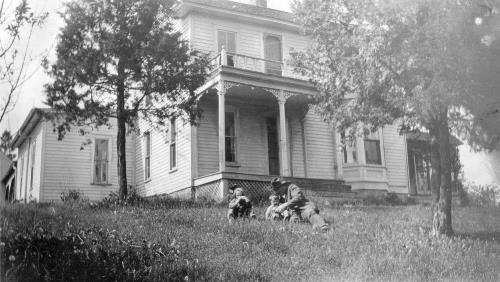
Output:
[192, 172, 354, 203]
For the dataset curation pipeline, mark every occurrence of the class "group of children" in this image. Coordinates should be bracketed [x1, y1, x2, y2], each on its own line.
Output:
[227, 184, 289, 222]
[226, 178, 329, 232]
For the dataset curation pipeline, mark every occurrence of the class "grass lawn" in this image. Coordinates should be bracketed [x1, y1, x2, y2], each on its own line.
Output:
[1, 200, 499, 281]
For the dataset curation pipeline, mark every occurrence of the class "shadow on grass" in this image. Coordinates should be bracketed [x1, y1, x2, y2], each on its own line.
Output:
[455, 231, 500, 242]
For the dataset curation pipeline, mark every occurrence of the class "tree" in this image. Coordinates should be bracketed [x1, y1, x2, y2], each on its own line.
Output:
[0, 130, 15, 159]
[44, 0, 209, 199]
[0, 0, 47, 123]
[291, 0, 500, 236]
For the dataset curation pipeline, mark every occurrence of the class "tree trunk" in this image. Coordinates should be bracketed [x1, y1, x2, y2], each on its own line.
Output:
[429, 125, 441, 205]
[116, 60, 128, 200]
[432, 109, 453, 237]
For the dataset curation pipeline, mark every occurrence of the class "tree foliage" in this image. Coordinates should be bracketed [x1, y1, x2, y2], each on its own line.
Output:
[291, 0, 500, 235]
[0, 0, 47, 123]
[0, 129, 15, 159]
[44, 0, 209, 199]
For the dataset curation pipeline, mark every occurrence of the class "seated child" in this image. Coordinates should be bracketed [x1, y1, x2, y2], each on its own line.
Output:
[265, 195, 291, 221]
[227, 185, 256, 222]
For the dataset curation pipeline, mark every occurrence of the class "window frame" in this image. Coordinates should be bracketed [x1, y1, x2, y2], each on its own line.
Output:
[224, 106, 239, 165]
[91, 136, 111, 185]
[364, 131, 383, 166]
[169, 118, 177, 171]
[144, 131, 151, 181]
[217, 29, 237, 66]
[341, 132, 358, 164]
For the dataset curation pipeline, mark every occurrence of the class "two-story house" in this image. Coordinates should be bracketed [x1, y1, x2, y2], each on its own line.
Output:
[12, 0, 413, 203]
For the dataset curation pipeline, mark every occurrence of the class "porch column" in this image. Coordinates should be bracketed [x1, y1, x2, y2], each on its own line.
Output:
[278, 91, 290, 176]
[218, 81, 226, 172]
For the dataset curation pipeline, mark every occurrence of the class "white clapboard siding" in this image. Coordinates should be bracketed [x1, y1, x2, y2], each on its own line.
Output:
[15, 122, 44, 202]
[41, 119, 135, 202]
[304, 110, 336, 179]
[289, 115, 305, 177]
[230, 103, 268, 175]
[197, 98, 219, 176]
[189, 13, 309, 60]
[383, 124, 409, 191]
[134, 118, 193, 197]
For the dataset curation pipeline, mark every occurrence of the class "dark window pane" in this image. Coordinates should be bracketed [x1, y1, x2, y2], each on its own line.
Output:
[225, 112, 235, 136]
[364, 140, 381, 165]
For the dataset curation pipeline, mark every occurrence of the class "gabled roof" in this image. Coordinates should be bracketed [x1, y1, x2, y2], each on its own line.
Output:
[181, 0, 294, 23]
[11, 108, 51, 148]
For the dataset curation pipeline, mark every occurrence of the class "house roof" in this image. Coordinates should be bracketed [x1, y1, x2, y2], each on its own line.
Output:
[180, 0, 295, 23]
[11, 108, 50, 148]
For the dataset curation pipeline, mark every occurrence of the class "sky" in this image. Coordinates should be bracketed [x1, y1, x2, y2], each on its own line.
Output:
[0, 0, 497, 187]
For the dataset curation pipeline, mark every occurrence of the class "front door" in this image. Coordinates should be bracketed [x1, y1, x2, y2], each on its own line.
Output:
[266, 117, 280, 175]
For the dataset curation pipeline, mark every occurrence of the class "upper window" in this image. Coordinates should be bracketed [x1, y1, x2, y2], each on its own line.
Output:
[225, 111, 237, 163]
[364, 131, 382, 165]
[218, 30, 236, 66]
[170, 118, 177, 170]
[263, 34, 282, 75]
[93, 138, 109, 184]
[144, 132, 151, 180]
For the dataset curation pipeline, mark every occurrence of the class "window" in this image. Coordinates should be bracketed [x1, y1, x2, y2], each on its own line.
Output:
[145, 95, 153, 107]
[29, 140, 36, 190]
[364, 132, 382, 165]
[144, 132, 151, 180]
[218, 30, 236, 66]
[169, 119, 177, 170]
[341, 132, 357, 164]
[263, 34, 282, 75]
[93, 138, 109, 184]
[225, 111, 236, 163]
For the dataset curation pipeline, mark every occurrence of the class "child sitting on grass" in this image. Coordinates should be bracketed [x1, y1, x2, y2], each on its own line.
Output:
[227, 184, 256, 222]
[265, 195, 291, 221]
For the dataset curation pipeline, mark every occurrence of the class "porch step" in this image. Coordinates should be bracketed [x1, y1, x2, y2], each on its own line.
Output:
[287, 177, 352, 193]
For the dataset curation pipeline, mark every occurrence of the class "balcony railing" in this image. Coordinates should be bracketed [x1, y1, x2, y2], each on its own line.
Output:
[209, 48, 305, 80]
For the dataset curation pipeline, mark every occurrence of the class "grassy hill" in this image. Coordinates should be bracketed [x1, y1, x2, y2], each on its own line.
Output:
[1, 200, 499, 281]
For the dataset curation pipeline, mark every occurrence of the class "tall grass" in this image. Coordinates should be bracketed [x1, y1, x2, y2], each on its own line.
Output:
[1, 201, 499, 281]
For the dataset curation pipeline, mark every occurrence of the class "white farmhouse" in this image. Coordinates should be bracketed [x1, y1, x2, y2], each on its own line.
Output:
[11, 0, 441, 203]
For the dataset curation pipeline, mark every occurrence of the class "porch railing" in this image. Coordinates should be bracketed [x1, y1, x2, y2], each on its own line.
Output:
[209, 47, 306, 80]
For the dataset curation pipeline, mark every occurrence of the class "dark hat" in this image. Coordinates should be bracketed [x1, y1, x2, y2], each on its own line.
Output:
[270, 177, 287, 189]
[229, 184, 240, 191]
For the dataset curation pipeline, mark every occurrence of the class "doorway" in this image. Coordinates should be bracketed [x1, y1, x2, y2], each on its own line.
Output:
[266, 117, 280, 175]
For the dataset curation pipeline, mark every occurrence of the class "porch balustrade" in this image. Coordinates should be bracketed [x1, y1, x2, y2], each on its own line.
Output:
[209, 48, 305, 80]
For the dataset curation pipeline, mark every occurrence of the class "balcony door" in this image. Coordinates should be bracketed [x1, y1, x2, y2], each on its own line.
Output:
[264, 34, 282, 75]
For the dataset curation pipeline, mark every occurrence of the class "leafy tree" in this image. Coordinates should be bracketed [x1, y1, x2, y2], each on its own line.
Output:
[0, 130, 15, 159]
[44, 0, 209, 199]
[0, 0, 47, 123]
[291, 0, 500, 236]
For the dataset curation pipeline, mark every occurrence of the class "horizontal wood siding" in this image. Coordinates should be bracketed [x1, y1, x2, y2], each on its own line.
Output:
[304, 110, 336, 179]
[134, 118, 193, 197]
[232, 102, 268, 175]
[289, 116, 305, 177]
[197, 98, 219, 176]
[189, 13, 309, 61]
[41, 119, 134, 202]
[383, 124, 409, 191]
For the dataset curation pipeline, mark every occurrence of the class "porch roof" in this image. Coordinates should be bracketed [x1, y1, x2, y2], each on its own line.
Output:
[406, 132, 462, 146]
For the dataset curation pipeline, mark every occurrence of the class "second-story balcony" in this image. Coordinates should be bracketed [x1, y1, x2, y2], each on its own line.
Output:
[209, 47, 306, 81]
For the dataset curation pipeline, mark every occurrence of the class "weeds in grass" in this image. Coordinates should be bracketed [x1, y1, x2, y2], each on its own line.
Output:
[1, 201, 499, 281]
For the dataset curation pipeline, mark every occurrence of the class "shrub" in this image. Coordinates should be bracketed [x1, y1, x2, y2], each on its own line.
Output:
[463, 182, 499, 207]
[60, 189, 83, 203]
